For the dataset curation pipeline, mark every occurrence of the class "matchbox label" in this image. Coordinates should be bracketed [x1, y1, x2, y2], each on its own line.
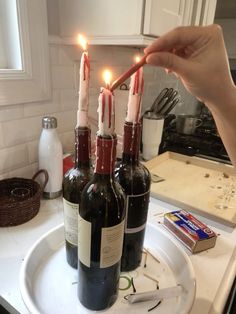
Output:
[165, 210, 216, 241]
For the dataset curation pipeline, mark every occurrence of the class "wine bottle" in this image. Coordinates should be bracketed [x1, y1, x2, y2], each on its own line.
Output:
[115, 122, 151, 271]
[115, 58, 151, 271]
[63, 127, 93, 269]
[78, 86, 125, 311]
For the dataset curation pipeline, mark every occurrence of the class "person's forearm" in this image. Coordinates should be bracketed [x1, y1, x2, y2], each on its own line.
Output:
[206, 85, 236, 166]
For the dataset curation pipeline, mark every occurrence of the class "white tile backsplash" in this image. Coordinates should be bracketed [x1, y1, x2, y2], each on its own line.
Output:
[27, 140, 38, 164]
[60, 89, 77, 111]
[59, 45, 78, 66]
[0, 144, 29, 173]
[49, 45, 59, 65]
[8, 163, 38, 179]
[51, 65, 74, 89]
[59, 131, 74, 154]
[0, 42, 197, 179]
[0, 105, 24, 122]
[23, 90, 60, 117]
[56, 110, 76, 133]
[2, 116, 42, 147]
[0, 124, 4, 148]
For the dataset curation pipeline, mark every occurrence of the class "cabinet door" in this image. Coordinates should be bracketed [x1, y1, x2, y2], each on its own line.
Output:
[199, 0, 217, 25]
[143, 0, 205, 36]
[59, 0, 144, 37]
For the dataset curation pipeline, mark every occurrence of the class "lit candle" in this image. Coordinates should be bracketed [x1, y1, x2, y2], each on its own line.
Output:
[126, 56, 144, 123]
[97, 70, 115, 136]
[77, 34, 90, 127]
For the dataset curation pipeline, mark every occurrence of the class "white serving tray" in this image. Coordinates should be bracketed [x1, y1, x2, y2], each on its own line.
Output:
[20, 223, 196, 314]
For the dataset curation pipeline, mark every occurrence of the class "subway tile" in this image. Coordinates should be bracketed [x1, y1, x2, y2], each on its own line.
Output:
[0, 144, 29, 173]
[54, 110, 77, 133]
[27, 140, 38, 164]
[111, 46, 139, 66]
[59, 45, 79, 66]
[88, 105, 98, 122]
[59, 131, 74, 154]
[60, 89, 78, 111]
[89, 86, 100, 96]
[23, 90, 61, 117]
[49, 44, 59, 65]
[89, 94, 99, 109]
[0, 173, 8, 180]
[143, 66, 156, 80]
[51, 65, 74, 89]
[0, 124, 4, 148]
[2, 116, 42, 147]
[0, 105, 24, 122]
[8, 163, 38, 179]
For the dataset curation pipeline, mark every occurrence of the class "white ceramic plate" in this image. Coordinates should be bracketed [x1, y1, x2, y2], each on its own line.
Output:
[20, 223, 196, 314]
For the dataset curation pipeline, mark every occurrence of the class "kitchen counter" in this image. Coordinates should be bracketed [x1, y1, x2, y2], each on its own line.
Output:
[1, 197, 236, 313]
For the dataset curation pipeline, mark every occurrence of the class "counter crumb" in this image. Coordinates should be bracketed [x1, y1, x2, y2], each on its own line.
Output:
[185, 160, 191, 164]
[204, 173, 210, 178]
[223, 173, 229, 178]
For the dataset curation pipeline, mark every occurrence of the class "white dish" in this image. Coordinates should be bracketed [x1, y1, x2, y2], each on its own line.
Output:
[20, 223, 196, 314]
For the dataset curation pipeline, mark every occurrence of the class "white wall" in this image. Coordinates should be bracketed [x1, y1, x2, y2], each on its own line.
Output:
[0, 43, 197, 180]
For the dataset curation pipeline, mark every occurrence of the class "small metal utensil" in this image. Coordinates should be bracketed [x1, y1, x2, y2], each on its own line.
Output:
[147, 88, 180, 118]
[150, 88, 169, 112]
[163, 98, 180, 116]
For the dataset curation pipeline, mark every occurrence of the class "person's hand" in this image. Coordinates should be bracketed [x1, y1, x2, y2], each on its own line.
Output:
[144, 25, 235, 108]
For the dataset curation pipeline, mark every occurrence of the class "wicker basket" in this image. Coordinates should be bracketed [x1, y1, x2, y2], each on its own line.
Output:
[0, 170, 48, 227]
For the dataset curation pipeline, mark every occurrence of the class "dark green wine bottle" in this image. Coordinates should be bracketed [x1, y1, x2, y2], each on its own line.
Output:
[63, 127, 93, 269]
[115, 122, 151, 271]
[78, 134, 125, 310]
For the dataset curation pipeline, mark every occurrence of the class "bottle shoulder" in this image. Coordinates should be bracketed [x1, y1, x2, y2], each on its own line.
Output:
[115, 162, 151, 193]
[81, 176, 125, 206]
[64, 166, 92, 178]
[115, 162, 151, 181]
[80, 177, 125, 223]
[63, 167, 93, 193]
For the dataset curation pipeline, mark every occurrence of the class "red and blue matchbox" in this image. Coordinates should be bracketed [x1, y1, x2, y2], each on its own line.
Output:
[164, 210, 217, 253]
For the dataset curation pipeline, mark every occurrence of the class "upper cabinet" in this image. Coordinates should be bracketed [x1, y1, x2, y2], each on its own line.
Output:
[49, 0, 217, 46]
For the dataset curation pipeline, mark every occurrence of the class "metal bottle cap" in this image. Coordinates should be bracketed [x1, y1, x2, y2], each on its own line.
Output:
[42, 116, 57, 129]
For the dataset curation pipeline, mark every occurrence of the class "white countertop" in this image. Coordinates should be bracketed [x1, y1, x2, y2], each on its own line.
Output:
[0, 196, 236, 314]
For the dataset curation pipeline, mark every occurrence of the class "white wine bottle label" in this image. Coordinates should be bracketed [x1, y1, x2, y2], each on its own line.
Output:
[125, 191, 150, 234]
[100, 219, 125, 268]
[63, 198, 79, 245]
[78, 214, 91, 267]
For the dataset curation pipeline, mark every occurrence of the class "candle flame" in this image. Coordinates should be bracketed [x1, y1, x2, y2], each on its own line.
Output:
[135, 55, 141, 63]
[77, 34, 87, 51]
[103, 69, 112, 87]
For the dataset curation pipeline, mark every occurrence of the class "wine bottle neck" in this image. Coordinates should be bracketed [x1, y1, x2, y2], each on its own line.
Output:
[122, 122, 141, 165]
[94, 135, 117, 175]
[74, 127, 91, 168]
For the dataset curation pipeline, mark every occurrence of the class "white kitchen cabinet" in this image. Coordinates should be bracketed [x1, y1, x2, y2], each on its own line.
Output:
[51, 0, 217, 45]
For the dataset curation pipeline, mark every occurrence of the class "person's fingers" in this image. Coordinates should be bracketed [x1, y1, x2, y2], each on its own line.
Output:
[146, 51, 191, 77]
[144, 25, 214, 55]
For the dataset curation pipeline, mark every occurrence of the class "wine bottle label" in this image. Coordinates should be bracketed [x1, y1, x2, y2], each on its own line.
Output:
[63, 198, 79, 245]
[78, 214, 92, 267]
[100, 219, 125, 268]
[125, 191, 150, 234]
